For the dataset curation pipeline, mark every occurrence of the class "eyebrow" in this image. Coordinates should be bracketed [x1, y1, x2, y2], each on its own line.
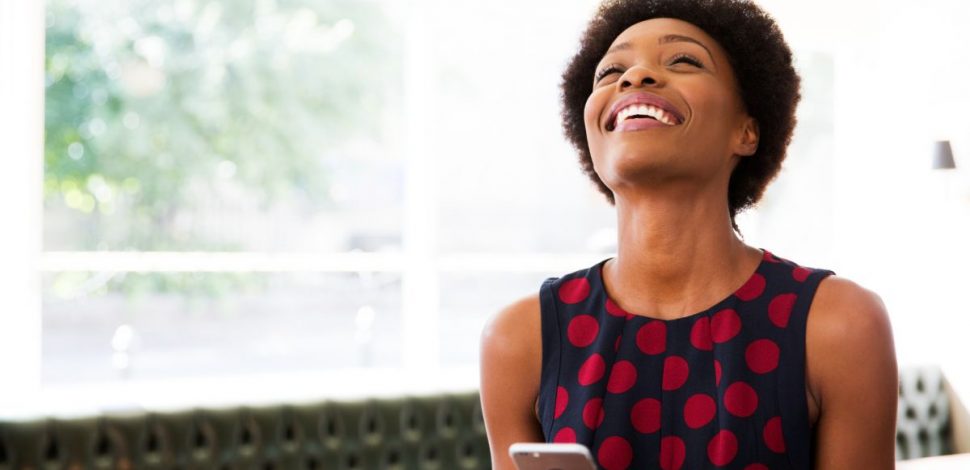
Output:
[603, 34, 717, 67]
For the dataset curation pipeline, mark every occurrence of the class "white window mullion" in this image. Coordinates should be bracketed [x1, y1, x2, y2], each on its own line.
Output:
[0, 0, 45, 404]
[400, 0, 440, 373]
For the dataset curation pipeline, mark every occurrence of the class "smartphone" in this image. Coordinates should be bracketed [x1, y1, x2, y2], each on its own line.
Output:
[508, 443, 597, 470]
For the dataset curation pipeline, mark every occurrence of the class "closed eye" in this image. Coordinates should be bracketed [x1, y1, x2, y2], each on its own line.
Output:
[671, 53, 703, 68]
[594, 64, 622, 83]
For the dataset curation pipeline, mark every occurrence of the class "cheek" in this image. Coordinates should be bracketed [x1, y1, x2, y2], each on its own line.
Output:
[583, 95, 598, 131]
[583, 91, 606, 141]
[687, 85, 738, 125]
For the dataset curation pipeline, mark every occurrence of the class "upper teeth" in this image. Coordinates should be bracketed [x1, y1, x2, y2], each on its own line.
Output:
[616, 104, 677, 126]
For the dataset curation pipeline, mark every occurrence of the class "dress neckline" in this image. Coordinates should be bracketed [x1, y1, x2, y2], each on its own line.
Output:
[595, 247, 769, 323]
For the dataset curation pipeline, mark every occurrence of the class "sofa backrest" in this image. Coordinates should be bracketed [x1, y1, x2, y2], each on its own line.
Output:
[896, 365, 954, 460]
[0, 391, 490, 470]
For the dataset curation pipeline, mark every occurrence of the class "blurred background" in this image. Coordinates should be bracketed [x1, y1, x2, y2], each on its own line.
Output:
[2, 0, 969, 412]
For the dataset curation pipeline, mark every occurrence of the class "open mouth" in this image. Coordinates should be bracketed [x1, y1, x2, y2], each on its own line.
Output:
[606, 103, 681, 131]
[604, 93, 685, 132]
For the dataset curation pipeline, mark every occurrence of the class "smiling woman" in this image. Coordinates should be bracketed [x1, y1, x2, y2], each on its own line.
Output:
[479, 0, 897, 469]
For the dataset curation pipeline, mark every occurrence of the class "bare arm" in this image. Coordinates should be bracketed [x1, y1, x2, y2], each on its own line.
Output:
[808, 276, 898, 469]
[479, 293, 546, 470]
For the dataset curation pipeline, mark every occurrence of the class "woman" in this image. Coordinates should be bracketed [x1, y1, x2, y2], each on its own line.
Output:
[479, 0, 898, 469]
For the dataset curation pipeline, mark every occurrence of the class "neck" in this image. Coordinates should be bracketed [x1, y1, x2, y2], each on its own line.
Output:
[605, 186, 761, 320]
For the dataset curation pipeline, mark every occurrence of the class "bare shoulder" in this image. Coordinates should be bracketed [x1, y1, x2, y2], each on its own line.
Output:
[807, 274, 893, 345]
[807, 274, 897, 396]
[480, 291, 542, 357]
[806, 274, 898, 469]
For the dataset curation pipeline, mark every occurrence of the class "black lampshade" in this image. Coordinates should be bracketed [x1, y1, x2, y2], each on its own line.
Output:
[932, 140, 956, 170]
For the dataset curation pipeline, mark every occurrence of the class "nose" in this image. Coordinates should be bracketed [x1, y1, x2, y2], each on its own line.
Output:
[618, 66, 661, 90]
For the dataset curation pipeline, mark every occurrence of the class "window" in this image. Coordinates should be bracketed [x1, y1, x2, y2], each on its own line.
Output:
[41, 0, 413, 396]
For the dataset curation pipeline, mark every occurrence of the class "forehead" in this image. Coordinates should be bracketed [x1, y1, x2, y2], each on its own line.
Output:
[604, 17, 723, 58]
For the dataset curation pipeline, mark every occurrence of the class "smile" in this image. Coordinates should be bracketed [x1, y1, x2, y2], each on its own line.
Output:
[605, 92, 685, 132]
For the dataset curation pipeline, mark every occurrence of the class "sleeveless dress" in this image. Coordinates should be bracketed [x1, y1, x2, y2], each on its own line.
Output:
[537, 248, 835, 470]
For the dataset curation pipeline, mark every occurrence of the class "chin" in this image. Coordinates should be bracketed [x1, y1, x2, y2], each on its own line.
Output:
[603, 146, 672, 168]
[595, 148, 683, 185]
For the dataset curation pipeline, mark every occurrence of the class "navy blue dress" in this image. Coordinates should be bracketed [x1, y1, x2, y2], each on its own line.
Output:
[537, 248, 835, 469]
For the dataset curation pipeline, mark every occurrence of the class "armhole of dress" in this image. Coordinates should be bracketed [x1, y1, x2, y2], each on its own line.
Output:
[779, 267, 835, 470]
[537, 276, 562, 441]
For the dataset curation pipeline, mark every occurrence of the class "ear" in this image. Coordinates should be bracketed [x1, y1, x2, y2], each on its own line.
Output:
[735, 116, 759, 157]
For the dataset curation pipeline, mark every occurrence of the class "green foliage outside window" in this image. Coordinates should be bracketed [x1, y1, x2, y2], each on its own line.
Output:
[45, 0, 401, 251]
[44, 0, 401, 297]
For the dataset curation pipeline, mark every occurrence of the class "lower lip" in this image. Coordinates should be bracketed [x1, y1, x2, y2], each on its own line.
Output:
[614, 118, 674, 132]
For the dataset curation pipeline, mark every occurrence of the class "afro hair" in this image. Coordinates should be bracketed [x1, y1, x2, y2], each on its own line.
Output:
[560, 0, 800, 234]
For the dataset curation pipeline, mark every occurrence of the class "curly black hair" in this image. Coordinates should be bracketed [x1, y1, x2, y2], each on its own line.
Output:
[560, 0, 800, 234]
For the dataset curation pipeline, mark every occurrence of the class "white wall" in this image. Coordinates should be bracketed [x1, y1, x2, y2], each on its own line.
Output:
[761, 0, 970, 368]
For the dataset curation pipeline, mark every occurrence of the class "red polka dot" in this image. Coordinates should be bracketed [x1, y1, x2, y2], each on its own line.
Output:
[631, 398, 661, 434]
[684, 393, 716, 429]
[662, 356, 690, 391]
[792, 266, 810, 282]
[707, 429, 738, 466]
[690, 316, 713, 351]
[746, 339, 780, 374]
[714, 360, 722, 386]
[745, 465, 770, 470]
[605, 298, 627, 317]
[553, 427, 576, 443]
[659, 436, 686, 470]
[768, 293, 797, 328]
[763, 250, 780, 263]
[625, 313, 634, 320]
[724, 381, 759, 417]
[764, 416, 786, 452]
[558, 278, 590, 304]
[735, 273, 766, 301]
[636, 321, 667, 355]
[598, 436, 633, 470]
[567, 314, 599, 348]
[554, 386, 568, 418]
[578, 353, 606, 386]
[582, 398, 605, 429]
[711, 309, 741, 343]
[607, 360, 638, 394]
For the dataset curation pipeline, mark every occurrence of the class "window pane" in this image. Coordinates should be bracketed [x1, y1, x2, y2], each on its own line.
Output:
[427, 1, 616, 254]
[44, 0, 404, 252]
[42, 271, 402, 384]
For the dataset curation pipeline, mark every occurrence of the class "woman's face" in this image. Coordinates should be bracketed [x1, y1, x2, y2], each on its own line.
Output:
[584, 17, 758, 198]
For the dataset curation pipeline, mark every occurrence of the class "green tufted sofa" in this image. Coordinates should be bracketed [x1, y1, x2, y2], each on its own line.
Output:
[0, 365, 965, 469]
[0, 391, 490, 470]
